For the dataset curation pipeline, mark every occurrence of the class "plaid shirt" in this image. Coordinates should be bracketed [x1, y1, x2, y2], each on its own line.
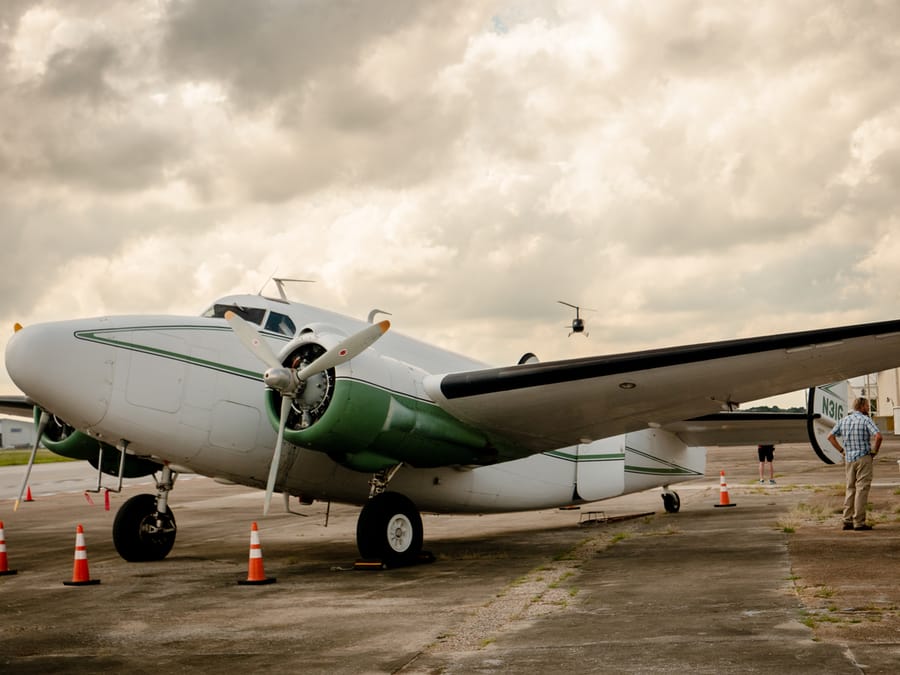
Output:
[831, 411, 880, 462]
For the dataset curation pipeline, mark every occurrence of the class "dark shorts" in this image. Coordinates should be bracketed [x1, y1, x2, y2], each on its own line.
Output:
[758, 445, 774, 462]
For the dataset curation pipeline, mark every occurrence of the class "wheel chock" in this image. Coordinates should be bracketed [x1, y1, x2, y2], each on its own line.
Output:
[354, 559, 388, 571]
[354, 551, 436, 571]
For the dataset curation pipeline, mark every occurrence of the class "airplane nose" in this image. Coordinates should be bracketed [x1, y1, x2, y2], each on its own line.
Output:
[5, 320, 113, 428]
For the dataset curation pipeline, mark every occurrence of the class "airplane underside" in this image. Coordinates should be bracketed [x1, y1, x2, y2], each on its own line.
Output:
[103, 429, 705, 566]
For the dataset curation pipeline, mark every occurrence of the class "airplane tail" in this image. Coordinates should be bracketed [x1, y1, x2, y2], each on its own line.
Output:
[806, 382, 848, 465]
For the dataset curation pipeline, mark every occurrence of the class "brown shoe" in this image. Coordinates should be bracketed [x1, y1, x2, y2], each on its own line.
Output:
[854, 524, 873, 531]
[842, 523, 854, 530]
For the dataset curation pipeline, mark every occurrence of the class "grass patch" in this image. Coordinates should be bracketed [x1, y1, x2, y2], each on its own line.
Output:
[646, 525, 680, 536]
[0, 449, 76, 466]
[776, 515, 798, 533]
[549, 572, 574, 589]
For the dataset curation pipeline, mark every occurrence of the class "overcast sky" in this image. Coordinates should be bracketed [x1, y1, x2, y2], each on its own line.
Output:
[1, 1, 899, 406]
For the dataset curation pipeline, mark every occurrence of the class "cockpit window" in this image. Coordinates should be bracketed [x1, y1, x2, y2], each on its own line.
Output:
[264, 312, 296, 337]
[203, 304, 266, 326]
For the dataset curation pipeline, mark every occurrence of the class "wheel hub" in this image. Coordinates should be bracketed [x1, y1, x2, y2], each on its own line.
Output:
[387, 514, 413, 552]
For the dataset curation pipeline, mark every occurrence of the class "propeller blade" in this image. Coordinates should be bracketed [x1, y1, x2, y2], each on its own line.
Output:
[263, 395, 293, 516]
[295, 320, 390, 381]
[14, 410, 49, 511]
[225, 311, 281, 370]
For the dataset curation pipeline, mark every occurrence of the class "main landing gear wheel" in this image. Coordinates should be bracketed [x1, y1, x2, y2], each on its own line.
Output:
[113, 493, 177, 562]
[662, 491, 681, 514]
[356, 492, 423, 567]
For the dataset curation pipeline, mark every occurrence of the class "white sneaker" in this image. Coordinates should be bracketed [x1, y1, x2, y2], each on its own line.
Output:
[759, 479, 765, 484]
[768, 479, 776, 485]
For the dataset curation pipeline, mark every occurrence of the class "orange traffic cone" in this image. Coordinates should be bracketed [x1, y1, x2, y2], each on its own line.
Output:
[63, 524, 100, 586]
[714, 470, 736, 508]
[24, 486, 34, 502]
[0, 521, 17, 576]
[238, 522, 276, 585]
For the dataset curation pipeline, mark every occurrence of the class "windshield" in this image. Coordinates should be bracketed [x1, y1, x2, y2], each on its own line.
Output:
[203, 304, 266, 326]
[203, 304, 295, 336]
[264, 311, 296, 337]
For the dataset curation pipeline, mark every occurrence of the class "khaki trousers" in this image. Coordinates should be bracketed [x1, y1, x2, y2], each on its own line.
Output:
[843, 454, 874, 527]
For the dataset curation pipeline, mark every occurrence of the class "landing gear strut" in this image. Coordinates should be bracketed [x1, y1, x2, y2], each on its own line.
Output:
[356, 492, 423, 566]
[661, 487, 681, 514]
[356, 464, 424, 566]
[112, 466, 178, 562]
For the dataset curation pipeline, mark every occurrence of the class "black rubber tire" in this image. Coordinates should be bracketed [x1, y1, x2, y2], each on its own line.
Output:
[356, 492, 423, 566]
[662, 492, 681, 514]
[113, 493, 177, 562]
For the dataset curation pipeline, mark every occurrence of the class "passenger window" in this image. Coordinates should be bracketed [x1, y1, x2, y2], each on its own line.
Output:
[264, 312, 296, 337]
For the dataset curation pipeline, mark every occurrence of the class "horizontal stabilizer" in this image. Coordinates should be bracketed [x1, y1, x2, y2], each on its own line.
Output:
[663, 382, 847, 465]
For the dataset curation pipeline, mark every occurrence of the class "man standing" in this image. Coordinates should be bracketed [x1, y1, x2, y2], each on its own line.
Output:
[827, 397, 883, 531]
[757, 444, 775, 485]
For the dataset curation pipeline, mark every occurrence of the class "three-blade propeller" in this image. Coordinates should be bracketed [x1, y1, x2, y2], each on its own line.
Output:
[225, 311, 390, 514]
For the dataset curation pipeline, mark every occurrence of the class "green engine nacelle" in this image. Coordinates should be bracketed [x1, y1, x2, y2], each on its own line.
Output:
[265, 378, 497, 473]
[37, 411, 161, 478]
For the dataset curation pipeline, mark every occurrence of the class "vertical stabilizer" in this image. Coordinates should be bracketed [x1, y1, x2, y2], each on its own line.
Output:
[807, 381, 848, 464]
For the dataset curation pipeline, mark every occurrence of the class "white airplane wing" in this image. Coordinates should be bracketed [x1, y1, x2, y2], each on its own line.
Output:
[425, 319, 900, 454]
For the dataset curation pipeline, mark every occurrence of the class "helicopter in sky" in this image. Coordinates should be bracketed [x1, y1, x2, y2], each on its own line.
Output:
[558, 300, 592, 337]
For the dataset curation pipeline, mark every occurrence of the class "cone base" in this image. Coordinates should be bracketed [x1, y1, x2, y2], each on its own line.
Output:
[237, 577, 276, 585]
[714, 503, 737, 508]
[63, 579, 101, 586]
[0, 569, 17, 576]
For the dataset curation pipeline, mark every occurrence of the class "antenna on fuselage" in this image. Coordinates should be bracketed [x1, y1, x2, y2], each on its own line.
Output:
[259, 277, 315, 301]
[367, 309, 392, 324]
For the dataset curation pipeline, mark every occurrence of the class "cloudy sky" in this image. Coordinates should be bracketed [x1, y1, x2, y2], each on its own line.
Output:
[1, 1, 899, 405]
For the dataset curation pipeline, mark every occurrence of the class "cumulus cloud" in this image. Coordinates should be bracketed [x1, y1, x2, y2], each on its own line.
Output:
[2, 0, 900, 399]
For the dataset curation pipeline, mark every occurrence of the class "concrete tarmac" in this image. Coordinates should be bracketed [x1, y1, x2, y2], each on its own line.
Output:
[1, 442, 898, 674]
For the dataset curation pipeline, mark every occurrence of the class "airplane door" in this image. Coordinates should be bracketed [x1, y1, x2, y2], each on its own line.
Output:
[575, 436, 626, 501]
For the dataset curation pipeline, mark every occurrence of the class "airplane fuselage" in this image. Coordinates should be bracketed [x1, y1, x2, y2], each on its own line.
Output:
[5, 294, 705, 515]
[13, 290, 888, 565]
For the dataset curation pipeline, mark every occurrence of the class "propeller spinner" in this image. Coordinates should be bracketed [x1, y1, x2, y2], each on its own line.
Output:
[225, 312, 390, 514]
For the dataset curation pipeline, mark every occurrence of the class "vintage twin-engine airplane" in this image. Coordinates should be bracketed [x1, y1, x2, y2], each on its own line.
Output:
[2, 289, 899, 566]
